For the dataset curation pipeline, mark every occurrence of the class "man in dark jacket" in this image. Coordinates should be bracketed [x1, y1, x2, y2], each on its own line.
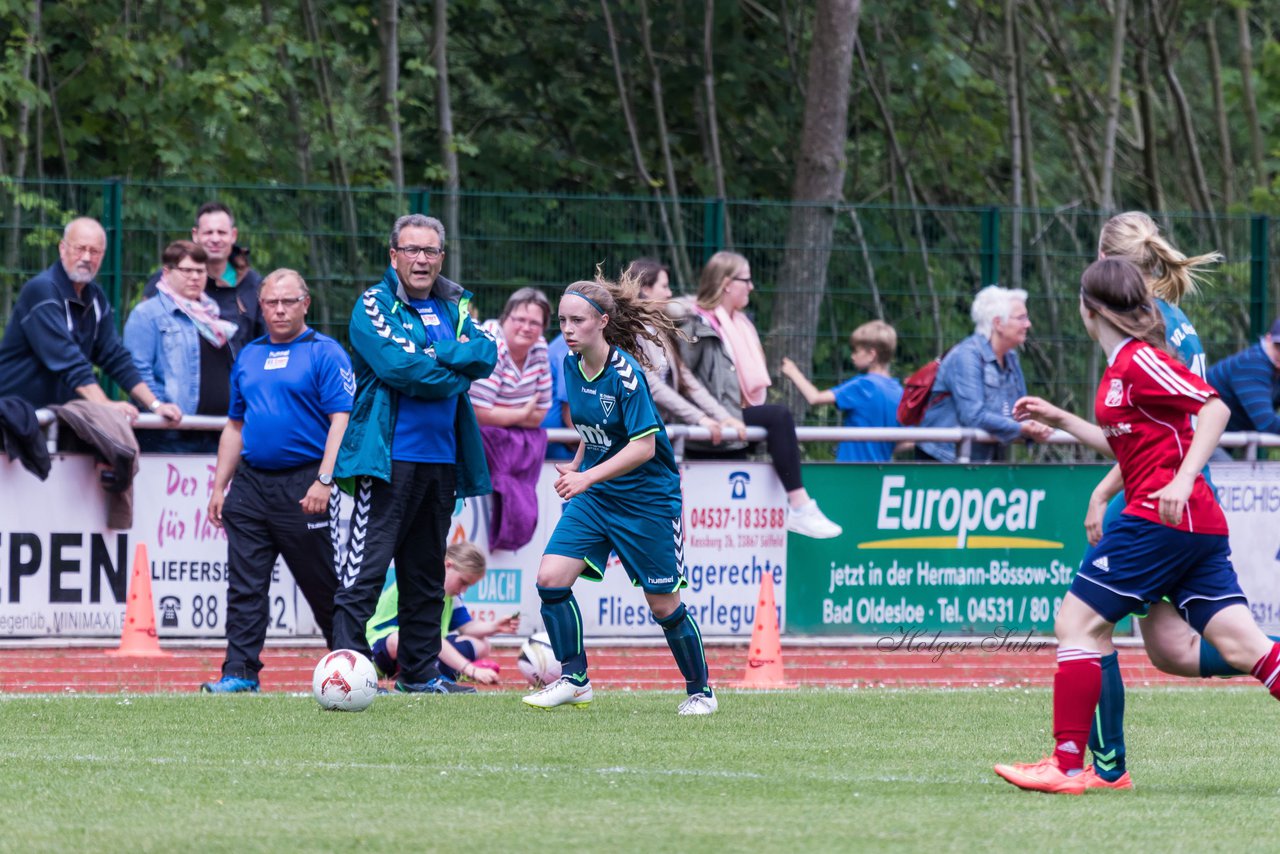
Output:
[1206, 319, 1280, 435]
[0, 217, 181, 425]
[143, 201, 265, 351]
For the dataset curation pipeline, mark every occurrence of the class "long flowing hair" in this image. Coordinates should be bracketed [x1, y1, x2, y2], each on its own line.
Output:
[624, 257, 687, 375]
[563, 267, 682, 371]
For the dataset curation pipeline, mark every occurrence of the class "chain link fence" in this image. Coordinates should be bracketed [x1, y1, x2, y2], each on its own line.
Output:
[2, 179, 1273, 446]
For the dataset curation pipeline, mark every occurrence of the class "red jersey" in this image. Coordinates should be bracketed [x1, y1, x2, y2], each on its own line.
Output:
[1096, 338, 1226, 535]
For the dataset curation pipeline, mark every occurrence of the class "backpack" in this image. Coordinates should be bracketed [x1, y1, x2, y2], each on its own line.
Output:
[896, 353, 951, 426]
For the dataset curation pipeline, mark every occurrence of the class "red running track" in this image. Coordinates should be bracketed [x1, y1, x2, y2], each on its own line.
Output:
[0, 643, 1217, 694]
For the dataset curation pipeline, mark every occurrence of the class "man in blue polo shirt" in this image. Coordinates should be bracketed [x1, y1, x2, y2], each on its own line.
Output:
[201, 269, 354, 693]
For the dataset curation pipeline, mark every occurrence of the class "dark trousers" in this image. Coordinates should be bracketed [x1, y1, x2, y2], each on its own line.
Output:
[221, 462, 340, 678]
[332, 460, 455, 683]
[685, 403, 804, 493]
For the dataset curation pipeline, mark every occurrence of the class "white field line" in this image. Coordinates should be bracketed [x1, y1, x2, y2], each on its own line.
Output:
[0, 750, 996, 785]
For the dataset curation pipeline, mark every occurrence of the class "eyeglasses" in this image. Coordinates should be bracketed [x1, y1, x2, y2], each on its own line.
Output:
[66, 244, 105, 259]
[395, 245, 444, 260]
[172, 266, 207, 277]
[731, 275, 753, 284]
[261, 295, 308, 309]
[507, 317, 544, 329]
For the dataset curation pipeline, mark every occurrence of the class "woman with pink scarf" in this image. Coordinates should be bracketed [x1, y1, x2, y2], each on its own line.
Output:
[678, 251, 841, 539]
[124, 240, 239, 453]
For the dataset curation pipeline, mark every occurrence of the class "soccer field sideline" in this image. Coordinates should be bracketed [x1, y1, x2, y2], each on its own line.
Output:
[0, 642, 1215, 694]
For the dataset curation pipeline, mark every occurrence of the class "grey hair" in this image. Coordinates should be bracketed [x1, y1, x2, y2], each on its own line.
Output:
[971, 285, 1028, 338]
[63, 217, 105, 242]
[390, 214, 446, 250]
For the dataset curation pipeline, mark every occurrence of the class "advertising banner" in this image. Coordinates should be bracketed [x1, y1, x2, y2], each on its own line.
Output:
[786, 464, 1107, 635]
[9, 454, 1275, 641]
[457, 461, 787, 638]
[0, 454, 784, 639]
[0, 454, 322, 639]
[1209, 462, 1280, 635]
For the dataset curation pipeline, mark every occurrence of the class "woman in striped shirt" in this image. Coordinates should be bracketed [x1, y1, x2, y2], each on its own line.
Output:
[469, 287, 553, 551]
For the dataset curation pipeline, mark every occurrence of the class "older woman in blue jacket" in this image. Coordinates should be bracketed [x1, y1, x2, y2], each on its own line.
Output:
[916, 285, 1052, 462]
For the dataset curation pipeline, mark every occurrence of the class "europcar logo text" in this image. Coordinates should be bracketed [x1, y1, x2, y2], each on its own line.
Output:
[863, 475, 1062, 550]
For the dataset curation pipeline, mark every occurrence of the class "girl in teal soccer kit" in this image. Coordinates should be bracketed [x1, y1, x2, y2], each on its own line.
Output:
[523, 273, 717, 715]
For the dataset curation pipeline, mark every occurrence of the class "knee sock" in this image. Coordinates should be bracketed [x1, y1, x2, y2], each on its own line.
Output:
[656, 603, 710, 696]
[1251, 642, 1280, 700]
[1087, 652, 1127, 781]
[537, 585, 588, 685]
[1053, 648, 1102, 773]
[1201, 634, 1280, 678]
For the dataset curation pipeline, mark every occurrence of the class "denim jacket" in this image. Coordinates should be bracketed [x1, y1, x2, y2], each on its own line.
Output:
[122, 291, 237, 414]
[918, 332, 1027, 462]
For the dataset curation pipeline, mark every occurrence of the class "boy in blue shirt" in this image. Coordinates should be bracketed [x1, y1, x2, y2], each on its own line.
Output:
[781, 320, 903, 462]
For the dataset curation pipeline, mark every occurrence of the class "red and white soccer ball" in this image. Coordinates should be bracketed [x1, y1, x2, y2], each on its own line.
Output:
[516, 632, 561, 688]
[312, 649, 379, 712]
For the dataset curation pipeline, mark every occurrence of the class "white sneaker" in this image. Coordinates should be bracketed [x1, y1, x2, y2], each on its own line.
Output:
[678, 692, 718, 715]
[522, 677, 593, 710]
[786, 500, 843, 539]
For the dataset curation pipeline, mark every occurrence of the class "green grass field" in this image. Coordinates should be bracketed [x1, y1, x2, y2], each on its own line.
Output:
[1, 687, 1276, 853]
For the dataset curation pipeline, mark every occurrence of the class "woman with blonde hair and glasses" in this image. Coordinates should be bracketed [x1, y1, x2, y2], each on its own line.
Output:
[676, 251, 841, 539]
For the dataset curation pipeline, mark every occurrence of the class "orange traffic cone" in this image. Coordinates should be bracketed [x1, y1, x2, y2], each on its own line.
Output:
[738, 570, 788, 688]
[106, 543, 170, 657]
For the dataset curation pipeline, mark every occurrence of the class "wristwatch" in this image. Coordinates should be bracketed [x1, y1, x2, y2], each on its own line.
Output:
[317, 472, 334, 486]
[148, 399, 162, 412]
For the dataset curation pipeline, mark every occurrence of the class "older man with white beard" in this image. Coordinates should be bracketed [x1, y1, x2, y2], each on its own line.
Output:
[0, 217, 181, 424]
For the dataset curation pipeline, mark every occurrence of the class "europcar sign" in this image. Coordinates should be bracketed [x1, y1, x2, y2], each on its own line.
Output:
[787, 464, 1105, 635]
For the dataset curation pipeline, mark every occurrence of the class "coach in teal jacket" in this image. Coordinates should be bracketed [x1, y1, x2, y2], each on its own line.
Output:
[334, 265, 495, 495]
[331, 213, 498, 692]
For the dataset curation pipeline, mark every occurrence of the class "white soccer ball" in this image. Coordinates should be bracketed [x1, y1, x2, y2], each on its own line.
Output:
[517, 632, 562, 688]
[312, 649, 379, 712]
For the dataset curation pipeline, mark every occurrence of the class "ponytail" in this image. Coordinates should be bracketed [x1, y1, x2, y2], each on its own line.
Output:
[564, 267, 684, 371]
[1098, 211, 1222, 304]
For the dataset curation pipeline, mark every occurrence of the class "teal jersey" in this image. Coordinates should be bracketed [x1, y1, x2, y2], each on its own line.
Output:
[1156, 299, 1206, 379]
[565, 347, 681, 517]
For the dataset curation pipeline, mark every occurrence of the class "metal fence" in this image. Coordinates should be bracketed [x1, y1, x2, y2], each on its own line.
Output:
[2, 178, 1274, 433]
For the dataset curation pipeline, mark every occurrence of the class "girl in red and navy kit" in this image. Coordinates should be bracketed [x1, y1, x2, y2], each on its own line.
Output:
[993, 257, 1280, 795]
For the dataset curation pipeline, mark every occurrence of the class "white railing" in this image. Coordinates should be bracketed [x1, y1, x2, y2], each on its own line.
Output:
[37, 410, 1280, 463]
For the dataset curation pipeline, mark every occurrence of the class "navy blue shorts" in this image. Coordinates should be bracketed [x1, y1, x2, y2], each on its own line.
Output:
[373, 634, 477, 680]
[1073, 514, 1246, 633]
[544, 491, 688, 593]
[438, 635, 476, 681]
[371, 636, 397, 679]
